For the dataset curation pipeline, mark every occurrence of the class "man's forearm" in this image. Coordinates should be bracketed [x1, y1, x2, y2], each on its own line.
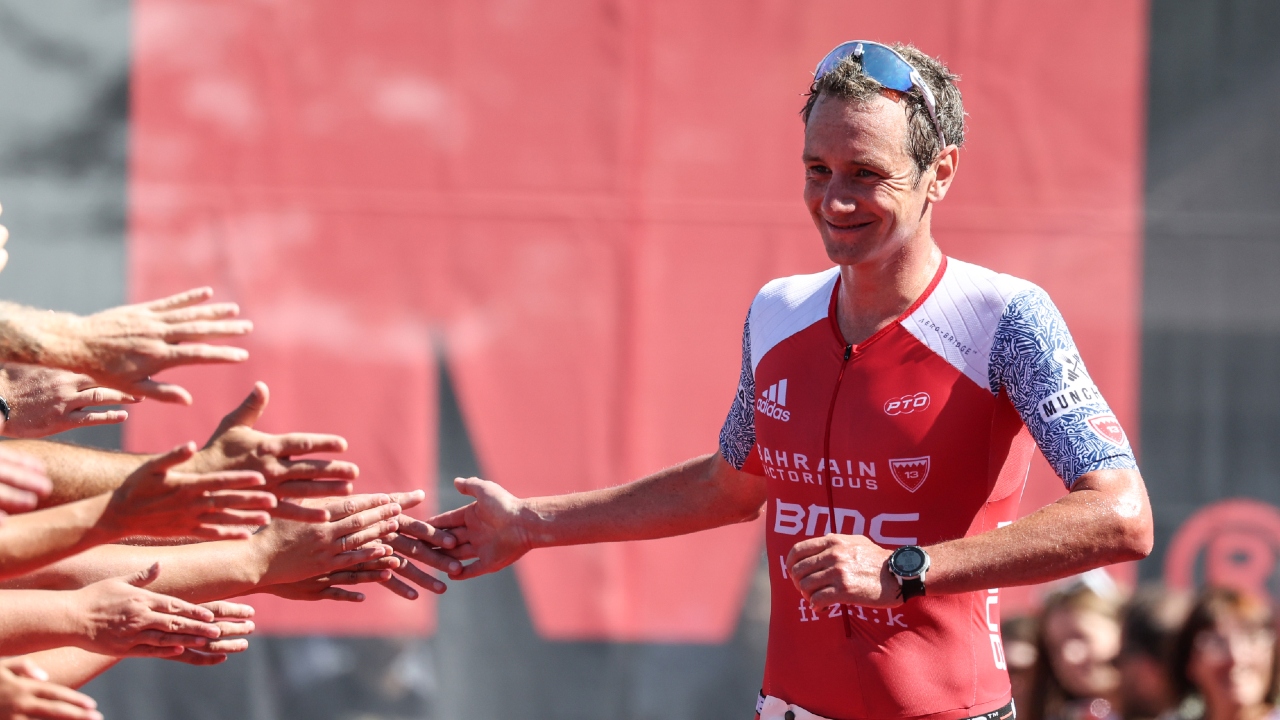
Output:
[0, 590, 85, 655]
[0, 495, 119, 580]
[2, 440, 151, 507]
[19, 648, 118, 689]
[522, 453, 764, 549]
[0, 541, 265, 603]
[926, 469, 1153, 595]
[0, 303, 80, 368]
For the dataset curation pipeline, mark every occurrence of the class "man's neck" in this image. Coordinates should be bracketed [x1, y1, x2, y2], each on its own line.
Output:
[835, 235, 943, 347]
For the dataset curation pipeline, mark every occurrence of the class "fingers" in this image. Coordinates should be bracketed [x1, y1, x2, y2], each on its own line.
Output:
[326, 568, 394, 584]
[319, 587, 366, 602]
[158, 302, 241, 323]
[4, 658, 49, 681]
[340, 515, 401, 550]
[396, 516, 457, 549]
[214, 381, 269, 433]
[30, 680, 99, 709]
[196, 509, 274, 526]
[453, 557, 500, 581]
[66, 409, 130, 428]
[203, 490, 277, 510]
[70, 386, 139, 409]
[378, 575, 421, 600]
[423, 504, 469, 529]
[126, 562, 162, 588]
[387, 489, 425, 511]
[324, 493, 392, 520]
[150, 591, 218, 624]
[169, 469, 268, 493]
[392, 558, 448, 595]
[23, 695, 103, 720]
[271, 501, 330, 523]
[275, 460, 359, 483]
[266, 433, 349, 457]
[273, 479, 354, 498]
[166, 648, 230, 666]
[327, 544, 394, 571]
[127, 378, 194, 405]
[200, 600, 255, 620]
[0, 482, 42, 514]
[143, 442, 199, 475]
[784, 537, 830, 570]
[166, 343, 251, 365]
[143, 287, 215, 312]
[0, 448, 53, 499]
[162, 320, 254, 343]
[386, 534, 461, 575]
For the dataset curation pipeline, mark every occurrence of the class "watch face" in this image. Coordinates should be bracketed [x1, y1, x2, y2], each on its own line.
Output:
[892, 547, 926, 576]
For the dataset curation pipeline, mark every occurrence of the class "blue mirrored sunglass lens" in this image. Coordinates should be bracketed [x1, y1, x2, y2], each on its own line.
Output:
[858, 45, 914, 92]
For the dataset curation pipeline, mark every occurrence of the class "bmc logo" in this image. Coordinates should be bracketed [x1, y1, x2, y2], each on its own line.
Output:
[884, 392, 930, 416]
[756, 379, 791, 422]
[773, 501, 919, 545]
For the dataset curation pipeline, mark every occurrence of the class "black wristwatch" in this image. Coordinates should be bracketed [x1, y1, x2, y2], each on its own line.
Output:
[0, 395, 10, 423]
[888, 545, 930, 601]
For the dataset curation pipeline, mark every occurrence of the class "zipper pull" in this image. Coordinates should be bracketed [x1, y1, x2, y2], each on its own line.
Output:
[843, 344, 853, 361]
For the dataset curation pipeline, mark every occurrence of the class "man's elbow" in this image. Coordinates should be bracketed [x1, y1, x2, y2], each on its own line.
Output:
[1111, 508, 1154, 562]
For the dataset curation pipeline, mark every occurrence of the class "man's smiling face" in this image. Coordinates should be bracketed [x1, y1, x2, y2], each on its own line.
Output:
[802, 92, 934, 268]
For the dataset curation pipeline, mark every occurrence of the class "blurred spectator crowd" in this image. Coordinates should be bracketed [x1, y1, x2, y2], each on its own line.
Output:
[1004, 577, 1278, 720]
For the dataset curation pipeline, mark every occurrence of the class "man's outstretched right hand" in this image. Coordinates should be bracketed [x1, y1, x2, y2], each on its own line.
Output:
[396, 477, 534, 581]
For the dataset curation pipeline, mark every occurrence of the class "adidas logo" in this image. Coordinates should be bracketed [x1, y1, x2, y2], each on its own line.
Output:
[755, 379, 791, 422]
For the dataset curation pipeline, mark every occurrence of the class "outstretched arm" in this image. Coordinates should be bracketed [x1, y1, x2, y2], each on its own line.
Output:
[0, 444, 274, 580]
[0, 493, 405, 601]
[9, 382, 357, 521]
[396, 452, 766, 580]
[0, 287, 251, 404]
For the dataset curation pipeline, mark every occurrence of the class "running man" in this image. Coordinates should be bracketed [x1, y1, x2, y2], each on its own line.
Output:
[396, 41, 1153, 720]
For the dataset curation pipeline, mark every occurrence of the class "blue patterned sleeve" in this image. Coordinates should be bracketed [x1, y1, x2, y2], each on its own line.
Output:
[988, 287, 1138, 487]
[718, 311, 756, 470]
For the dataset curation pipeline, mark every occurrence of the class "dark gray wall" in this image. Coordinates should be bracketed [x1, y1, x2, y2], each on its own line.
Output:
[1141, 0, 1280, 599]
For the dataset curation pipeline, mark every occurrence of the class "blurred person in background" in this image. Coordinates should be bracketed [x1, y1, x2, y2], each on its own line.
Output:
[1118, 586, 1193, 720]
[1170, 587, 1279, 720]
[1026, 582, 1124, 720]
[1004, 615, 1041, 713]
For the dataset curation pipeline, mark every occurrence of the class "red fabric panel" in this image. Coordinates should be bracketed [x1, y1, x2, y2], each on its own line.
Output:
[127, 0, 1146, 637]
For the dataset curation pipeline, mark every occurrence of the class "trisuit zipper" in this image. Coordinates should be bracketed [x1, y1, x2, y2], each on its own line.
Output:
[822, 342, 855, 638]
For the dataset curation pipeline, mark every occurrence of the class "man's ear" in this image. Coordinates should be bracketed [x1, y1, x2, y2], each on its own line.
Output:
[927, 145, 960, 203]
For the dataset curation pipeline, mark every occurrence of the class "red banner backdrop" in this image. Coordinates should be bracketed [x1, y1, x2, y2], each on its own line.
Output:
[127, 0, 1147, 638]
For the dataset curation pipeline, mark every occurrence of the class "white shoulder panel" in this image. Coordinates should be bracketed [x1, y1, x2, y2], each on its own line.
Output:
[748, 267, 840, 372]
[900, 258, 1035, 392]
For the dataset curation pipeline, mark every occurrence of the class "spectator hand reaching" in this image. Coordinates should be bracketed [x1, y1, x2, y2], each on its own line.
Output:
[0, 447, 51, 517]
[186, 382, 358, 523]
[0, 657, 100, 720]
[0, 287, 251, 405]
[99, 442, 275, 541]
[0, 364, 137, 439]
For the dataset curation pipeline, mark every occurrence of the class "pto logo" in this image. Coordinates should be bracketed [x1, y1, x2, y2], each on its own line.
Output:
[884, 392, 931, 416]
[756, 379, 791, 422]
[889, 456, 931, 493]
[1086, 414, 1127, 447]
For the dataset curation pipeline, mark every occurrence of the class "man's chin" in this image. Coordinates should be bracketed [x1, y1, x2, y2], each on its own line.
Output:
[821, 235, 883, 267]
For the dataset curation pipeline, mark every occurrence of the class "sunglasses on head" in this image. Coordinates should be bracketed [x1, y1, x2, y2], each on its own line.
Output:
[813, 40, 947, 149]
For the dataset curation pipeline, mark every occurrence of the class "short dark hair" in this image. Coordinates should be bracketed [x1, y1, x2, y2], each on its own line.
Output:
[800, 42, 965, 177]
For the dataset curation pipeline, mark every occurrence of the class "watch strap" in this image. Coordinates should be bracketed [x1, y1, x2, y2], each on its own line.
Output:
[898, 576, 926, 601]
